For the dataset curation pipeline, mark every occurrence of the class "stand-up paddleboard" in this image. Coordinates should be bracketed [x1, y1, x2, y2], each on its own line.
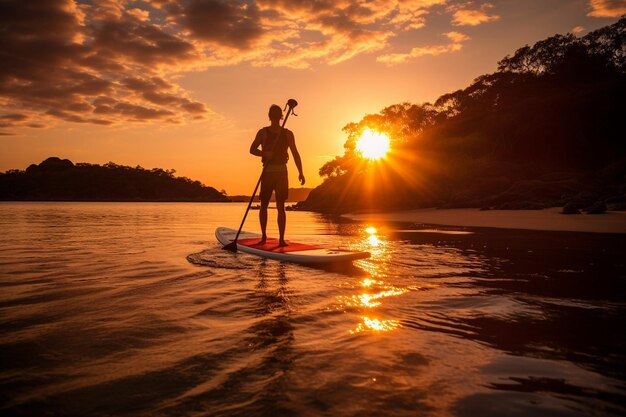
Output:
[216, 227, 370, 264]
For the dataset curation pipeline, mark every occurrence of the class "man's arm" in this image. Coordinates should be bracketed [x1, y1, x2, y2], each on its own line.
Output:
[250, 129, 264, 157]
[288, 132, 305, 185]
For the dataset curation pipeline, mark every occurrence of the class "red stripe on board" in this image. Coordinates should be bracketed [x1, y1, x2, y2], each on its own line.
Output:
[236, 238, 322, 253]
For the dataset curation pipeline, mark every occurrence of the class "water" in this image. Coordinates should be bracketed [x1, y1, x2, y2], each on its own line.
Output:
[0, 202, 625, 417]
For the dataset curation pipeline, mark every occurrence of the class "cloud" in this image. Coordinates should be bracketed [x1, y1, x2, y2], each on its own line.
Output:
[1, 0, 485, 132]
[587, 0, 626, 17]
[149, 0, 450, 68]
[168, 0, 265, 49]
[127, 8, 151, 22]
[377, 31, 469, 65]
[1, 113, 28, 122]
[445, 31, 470, 42]
[0, 0, 209, 131]
[450, 2, 500, 26]
[571, 25, 586, 34]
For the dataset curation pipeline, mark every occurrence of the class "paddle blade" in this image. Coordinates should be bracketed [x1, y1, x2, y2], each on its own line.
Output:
[222, 241, 238, 252]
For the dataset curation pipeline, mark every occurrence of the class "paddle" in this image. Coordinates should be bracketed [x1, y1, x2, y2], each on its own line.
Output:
[223, 98, 298, 252]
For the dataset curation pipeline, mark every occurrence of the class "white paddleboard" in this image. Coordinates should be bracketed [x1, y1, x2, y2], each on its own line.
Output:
[215, 227, 370, 264]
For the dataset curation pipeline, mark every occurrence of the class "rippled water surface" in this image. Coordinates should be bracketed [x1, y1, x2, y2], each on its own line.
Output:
[1, 202, 625, 417]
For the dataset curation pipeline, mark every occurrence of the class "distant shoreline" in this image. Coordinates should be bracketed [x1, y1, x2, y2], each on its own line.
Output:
[344, 207, 626, 234]
[0, 157, 231, 203]
[0, 200, 297, 204]
[0, 199, 235, 203]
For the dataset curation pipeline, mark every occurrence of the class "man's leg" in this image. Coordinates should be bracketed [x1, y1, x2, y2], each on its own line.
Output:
[258, 173, 272, 245]
[259, 198, 269, 244]
[276, 171, 289, 246]
[277, 199, 286, 246]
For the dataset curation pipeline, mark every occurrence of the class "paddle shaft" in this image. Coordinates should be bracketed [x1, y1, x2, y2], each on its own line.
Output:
[231, 106, 295, 246]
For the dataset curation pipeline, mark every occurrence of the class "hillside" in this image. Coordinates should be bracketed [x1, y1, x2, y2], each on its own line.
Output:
[228, 188, 313, 202]
[0, 157, 230, 202]
[297, 18, 626, 214]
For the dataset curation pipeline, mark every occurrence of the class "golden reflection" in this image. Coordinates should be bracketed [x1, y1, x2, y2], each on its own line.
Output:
[352, 225, 390, 278]
[359, 293, 379, 307]
[365, 226, 380, 247]
[350, 316, 401, 334]
[361, 278, 383, 287]
[367, 235, 381, 247]
[340, 223, 407, 334]
[339, 286, 409, 308]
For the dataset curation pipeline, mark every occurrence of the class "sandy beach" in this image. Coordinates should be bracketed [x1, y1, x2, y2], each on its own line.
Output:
[345, 207, 626, 234]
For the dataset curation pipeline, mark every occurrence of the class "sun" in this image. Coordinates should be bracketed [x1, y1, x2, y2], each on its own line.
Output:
[355, 128, 390, 160]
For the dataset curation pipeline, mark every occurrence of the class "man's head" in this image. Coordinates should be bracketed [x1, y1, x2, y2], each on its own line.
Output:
[268, 104, 282, 122]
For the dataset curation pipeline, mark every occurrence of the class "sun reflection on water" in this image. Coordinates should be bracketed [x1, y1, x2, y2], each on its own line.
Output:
[353, 225, 391, 278]
[338, 286, 409, 308]
[361, 278, 383, 287]
[340, 225, 408, 334]
[350, 316, 401, 334]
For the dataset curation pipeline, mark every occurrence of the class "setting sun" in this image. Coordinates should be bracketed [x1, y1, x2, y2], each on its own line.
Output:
[356, 129, 390, 160]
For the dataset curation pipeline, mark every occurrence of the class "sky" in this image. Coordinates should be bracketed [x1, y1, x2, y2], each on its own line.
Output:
[0, 0, 624, 194]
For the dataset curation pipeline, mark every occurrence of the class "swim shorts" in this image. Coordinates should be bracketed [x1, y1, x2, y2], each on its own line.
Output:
[260, 170, 288, 202]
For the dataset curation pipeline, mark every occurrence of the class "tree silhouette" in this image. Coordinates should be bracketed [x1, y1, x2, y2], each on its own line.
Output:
[303, 18, 626, 213]
[0, 157, 230, 202]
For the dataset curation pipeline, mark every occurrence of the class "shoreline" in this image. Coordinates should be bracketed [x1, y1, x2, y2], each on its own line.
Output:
[0, 200, 231, 203]
[344, 207, 626, 234]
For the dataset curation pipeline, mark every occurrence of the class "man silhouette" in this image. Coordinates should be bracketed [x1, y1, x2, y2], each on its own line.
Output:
[250, 104, 305, 246]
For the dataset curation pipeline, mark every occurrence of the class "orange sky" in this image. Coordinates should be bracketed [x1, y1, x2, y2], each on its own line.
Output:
[0, 0, 623, 194]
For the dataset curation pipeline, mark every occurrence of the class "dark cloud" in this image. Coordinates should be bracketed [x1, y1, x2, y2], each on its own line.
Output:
[111, 102, 175, 120]
[0, 0, 209, 132]
[142, 91, 182, 106]
[257, 0, 335, 14]
[182, 0, 264, 49]
[90, 18, 197, 65]
[45, 108, 113, 125]
[1, 0, 461, 133]
[181, 101, 207, 114]
[257, 0, 372, 39]
[93, 96, 118, 106]
[316, 12, 367, 39]
[1, 114, 28, 121]
[144, 0, 448, 68]
[122, 76, 175, 93]
[0, 0, 81, 40]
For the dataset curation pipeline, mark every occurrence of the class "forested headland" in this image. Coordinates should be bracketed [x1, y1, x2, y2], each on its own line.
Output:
[228, 188, 313, 202]
[297, 18, 626, 214]
[0, 157, 230, 202]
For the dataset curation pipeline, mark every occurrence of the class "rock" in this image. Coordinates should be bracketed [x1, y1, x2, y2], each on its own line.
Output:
[607, 202, 626, 211]
[568, 191, 600, 209]
[562, 202, 581, 214]
[585, 201, 607, 214]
